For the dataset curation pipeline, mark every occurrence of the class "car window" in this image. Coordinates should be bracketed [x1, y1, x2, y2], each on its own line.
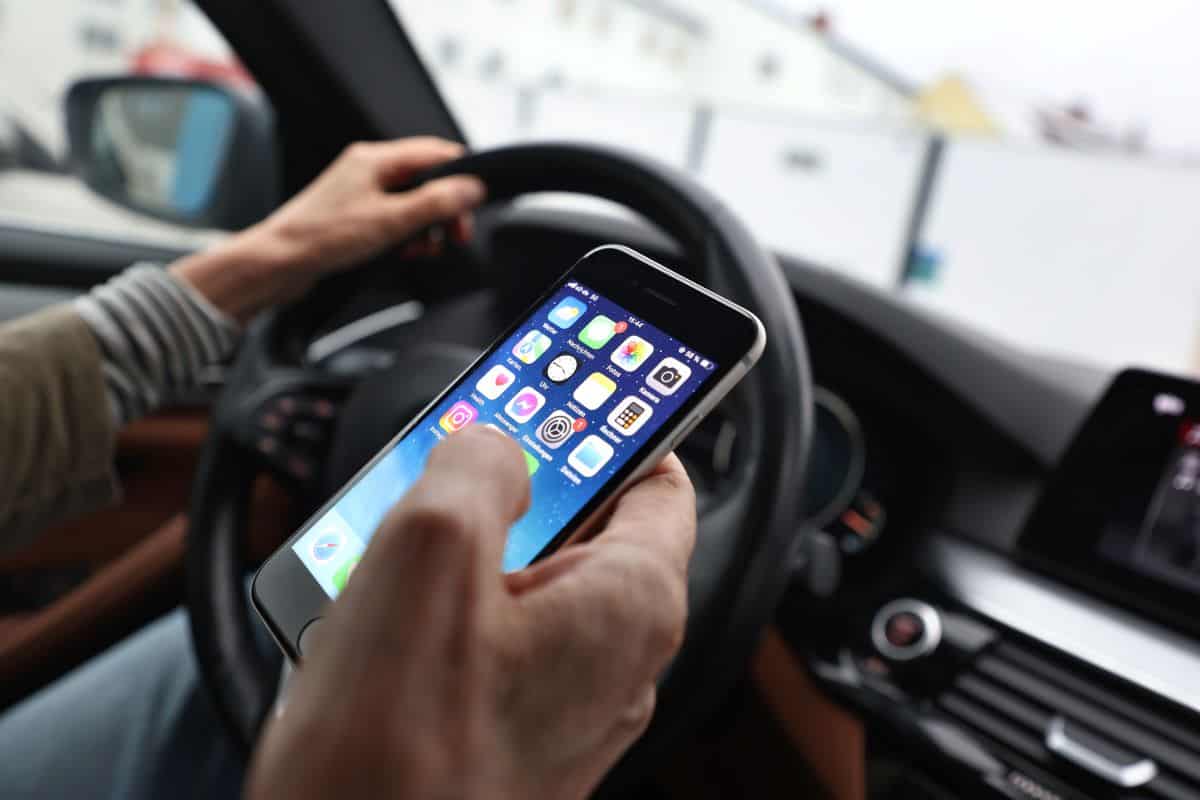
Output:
[390, 0, 1200, 377]
[0, 0, 241, 249]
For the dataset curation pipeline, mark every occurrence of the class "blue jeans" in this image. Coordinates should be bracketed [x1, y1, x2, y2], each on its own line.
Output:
[0, 609, 268, 798]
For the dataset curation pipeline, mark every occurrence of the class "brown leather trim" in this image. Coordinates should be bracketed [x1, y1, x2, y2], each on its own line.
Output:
[0, 395, 294, 706]
[752, 627, 866, 800]
[0, 514, 186, 707]
[0, 410, 209, 571]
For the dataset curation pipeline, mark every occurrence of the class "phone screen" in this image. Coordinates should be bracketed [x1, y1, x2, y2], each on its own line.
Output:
[291, 280, 718, 596]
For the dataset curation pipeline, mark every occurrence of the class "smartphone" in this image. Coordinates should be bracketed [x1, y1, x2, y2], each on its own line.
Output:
[252, 244, 765, 659]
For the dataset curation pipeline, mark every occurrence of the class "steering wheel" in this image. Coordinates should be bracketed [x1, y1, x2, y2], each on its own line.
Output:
[186, 143, 812, 792]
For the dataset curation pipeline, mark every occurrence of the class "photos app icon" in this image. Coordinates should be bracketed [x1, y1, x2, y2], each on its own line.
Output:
[610, 335, 654, 372]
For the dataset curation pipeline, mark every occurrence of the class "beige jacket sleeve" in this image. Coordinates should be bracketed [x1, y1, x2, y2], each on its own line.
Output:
[0, 304, 119, 550]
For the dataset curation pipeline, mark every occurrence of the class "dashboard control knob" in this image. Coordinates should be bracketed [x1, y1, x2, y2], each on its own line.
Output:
[885, 610, 925, 648]
[872, 599, 942, 661]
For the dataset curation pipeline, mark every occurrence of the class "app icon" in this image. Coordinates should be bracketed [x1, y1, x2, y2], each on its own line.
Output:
[548, 296, 588, 329]
[544, 352, 579, 384]
[522, 450, 541, 476]
[610, 335, 655, 372]
[331, 554, 361, 592]
[504, 387, 546, 423]
[439, 400, 478, 433]
[606, 396, 654, 436]
[310, 530, 344, 563]
[578, 315, 617, 349]
[537, 410, 578, 449]
[645, 357, 692, 396]
[572, 372, 616, 411]
[476, 364, 516, 400]
[512, 330, 552, 364]
[568, 435, 615, 477]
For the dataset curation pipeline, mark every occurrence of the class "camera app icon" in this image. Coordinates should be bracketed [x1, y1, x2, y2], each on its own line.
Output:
[645, 357, 692, 396]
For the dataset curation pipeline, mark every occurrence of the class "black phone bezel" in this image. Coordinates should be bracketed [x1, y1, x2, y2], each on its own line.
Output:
[252, 246, 762, 659]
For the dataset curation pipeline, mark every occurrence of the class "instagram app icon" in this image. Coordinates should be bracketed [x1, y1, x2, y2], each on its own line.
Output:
[438, 400, 478, 433]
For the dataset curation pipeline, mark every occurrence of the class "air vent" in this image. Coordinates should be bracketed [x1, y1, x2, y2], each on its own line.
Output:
[937, 638, 1200, 799]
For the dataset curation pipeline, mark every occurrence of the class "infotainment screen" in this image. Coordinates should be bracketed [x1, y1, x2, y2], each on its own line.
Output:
[1020, 369, 1200, 631]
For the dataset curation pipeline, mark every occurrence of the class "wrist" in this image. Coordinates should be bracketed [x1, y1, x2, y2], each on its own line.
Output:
[169, 224, 302, 324]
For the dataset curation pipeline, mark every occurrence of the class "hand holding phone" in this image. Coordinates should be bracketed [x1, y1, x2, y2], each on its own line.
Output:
[246, 426, 696, 800]
[254, 244, 764, 659]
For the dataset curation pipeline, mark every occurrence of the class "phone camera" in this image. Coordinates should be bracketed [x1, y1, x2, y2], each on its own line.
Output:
[653, 364, 681, 388]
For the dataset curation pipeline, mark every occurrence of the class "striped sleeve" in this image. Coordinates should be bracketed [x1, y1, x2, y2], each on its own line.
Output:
[73, 264, 242, 425]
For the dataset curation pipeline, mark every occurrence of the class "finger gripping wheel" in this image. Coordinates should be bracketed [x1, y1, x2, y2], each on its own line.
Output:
[186, 143, 812, 791]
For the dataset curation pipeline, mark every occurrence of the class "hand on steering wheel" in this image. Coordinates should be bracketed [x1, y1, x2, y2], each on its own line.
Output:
[169, 137, 485, 324]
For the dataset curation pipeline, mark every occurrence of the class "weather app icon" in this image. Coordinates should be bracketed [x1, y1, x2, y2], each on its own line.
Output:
[548, 296, 588, 329]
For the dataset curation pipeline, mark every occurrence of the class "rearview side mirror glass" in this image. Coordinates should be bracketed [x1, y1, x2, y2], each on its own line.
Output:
[65, 76, 277, 230]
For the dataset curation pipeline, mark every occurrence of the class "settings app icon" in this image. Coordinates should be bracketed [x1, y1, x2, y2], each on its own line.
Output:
[536, 410, 578, 450]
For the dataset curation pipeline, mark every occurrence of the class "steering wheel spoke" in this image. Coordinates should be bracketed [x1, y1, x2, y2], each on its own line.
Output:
[224, 378, 351, 492]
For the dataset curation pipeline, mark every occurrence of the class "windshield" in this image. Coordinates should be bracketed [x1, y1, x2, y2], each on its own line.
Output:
[390, 0, 1200, 377]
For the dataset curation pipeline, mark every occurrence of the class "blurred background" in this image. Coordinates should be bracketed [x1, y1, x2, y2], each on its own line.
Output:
[3, 0, 1199, 375]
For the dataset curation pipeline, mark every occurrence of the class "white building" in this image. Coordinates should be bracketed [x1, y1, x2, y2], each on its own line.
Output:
[392, 0, 914, 126]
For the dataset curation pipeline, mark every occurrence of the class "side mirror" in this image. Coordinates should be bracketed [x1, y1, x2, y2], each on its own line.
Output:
[65, 76, 278, 230]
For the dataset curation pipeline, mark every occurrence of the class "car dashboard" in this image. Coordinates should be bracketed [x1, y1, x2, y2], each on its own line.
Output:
[304, 205, 1200, 800]
[771, 251, 1200, 799]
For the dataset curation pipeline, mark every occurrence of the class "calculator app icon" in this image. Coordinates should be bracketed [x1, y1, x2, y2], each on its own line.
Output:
[606, 396, 653, 437]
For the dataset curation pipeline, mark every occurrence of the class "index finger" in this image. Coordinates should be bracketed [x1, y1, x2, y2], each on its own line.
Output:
[359, 137, 466, 185]
[371, 425, 531, 574]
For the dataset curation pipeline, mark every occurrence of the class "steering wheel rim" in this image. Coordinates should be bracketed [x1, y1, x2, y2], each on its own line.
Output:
[186, 143, 813, 789]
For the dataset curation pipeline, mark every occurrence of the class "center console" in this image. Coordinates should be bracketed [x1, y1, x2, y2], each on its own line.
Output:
[785, 369, 1200, 799]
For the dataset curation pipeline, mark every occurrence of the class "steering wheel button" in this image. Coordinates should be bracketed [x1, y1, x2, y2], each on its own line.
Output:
[287, 455, 314, 480]
[292, 420, 324, 442]
[259, 411, 284, 432]
[311, 398, 336, 419]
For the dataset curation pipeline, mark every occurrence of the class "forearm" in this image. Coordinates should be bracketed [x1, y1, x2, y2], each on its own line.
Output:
[74, 264, 241, 426]
[168, 223, 299, 325]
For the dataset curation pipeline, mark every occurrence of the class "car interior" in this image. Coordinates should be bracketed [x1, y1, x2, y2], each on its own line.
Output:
[2, 1, 1200, 798]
